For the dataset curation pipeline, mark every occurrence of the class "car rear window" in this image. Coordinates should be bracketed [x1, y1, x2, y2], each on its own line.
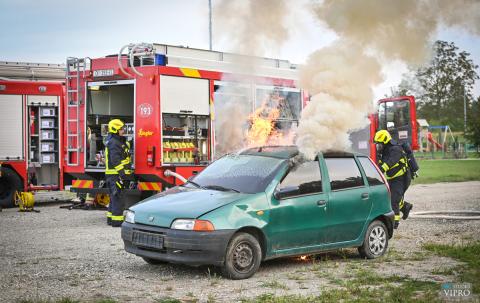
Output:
[325, 158, 364, 190]
[358, 157, 385, 186]
[279, 160, 322, 195]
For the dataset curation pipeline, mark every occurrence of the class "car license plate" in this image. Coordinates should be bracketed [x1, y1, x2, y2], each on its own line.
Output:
[132, 231, 164, 249]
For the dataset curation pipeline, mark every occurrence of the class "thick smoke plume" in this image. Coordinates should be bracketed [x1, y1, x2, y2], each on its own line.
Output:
[213, 0, 292, 157]
[296, 0, 480, 159]
[312, 0, 480, 64]
[214, 0, 480, 159]
[296, 41, 382, 159]
[214, 0, 289, 57]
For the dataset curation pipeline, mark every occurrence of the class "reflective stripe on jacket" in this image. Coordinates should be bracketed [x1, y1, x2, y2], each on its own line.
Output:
[105, 134, 131, 177]
[378, 143, 409, 180]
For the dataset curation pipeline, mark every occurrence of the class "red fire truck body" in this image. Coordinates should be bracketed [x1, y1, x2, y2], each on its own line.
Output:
[0, 79, 65, 207]
[63, 44, 301, 200]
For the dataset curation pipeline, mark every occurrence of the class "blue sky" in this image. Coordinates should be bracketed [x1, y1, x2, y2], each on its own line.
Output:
[1, 0, 479, 97]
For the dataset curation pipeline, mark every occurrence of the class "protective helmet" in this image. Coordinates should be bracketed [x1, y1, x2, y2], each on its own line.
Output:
[108, 119, 124, 134]
[374, 129, 392, 144]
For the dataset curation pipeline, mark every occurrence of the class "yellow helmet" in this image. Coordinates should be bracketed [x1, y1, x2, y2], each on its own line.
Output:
[108, 119, 124, 134]
[374, 129, 392, 144]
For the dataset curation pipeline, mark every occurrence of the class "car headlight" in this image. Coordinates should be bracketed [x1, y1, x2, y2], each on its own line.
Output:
[171, 219, 215, 231]
[124, 210, 135, 224]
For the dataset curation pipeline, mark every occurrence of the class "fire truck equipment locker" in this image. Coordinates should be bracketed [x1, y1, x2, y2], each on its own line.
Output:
[0, 95, 24, 161]
[85, 80, 135, 169]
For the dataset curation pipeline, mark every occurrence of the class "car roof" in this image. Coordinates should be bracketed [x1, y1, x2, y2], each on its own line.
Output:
[239, 146, 300, 159]
[239, 146, 366, 159]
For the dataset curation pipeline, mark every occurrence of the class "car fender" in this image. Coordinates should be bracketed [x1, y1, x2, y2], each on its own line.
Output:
[199, 192, 270, 230]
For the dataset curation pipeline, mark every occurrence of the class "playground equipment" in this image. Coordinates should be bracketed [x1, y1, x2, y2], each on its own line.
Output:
[416, 119, 464, 158]
[427, 131, 443, 150]
[427, 125, 456, 152]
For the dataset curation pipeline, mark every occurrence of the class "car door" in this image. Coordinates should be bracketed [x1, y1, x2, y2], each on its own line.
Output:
[268, 159, 329, 251]
[323, 156, 372, 243]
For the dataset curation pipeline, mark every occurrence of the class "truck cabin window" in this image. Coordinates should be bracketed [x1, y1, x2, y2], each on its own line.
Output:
[378, 100, 411, 143]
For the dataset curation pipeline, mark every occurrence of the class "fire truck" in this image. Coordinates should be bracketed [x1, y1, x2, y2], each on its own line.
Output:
[62, 43, 303, 203]
[0, 44, 419, 208]
[0, 61, 65, 207]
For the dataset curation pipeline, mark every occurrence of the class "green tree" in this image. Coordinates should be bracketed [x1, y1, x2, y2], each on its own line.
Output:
[466, 97, 480, 149]
[415, 40, 478, 129]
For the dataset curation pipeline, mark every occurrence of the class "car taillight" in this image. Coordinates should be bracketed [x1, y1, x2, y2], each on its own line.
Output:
[147, 146, 155, 166]
[369, 157, 390, 195]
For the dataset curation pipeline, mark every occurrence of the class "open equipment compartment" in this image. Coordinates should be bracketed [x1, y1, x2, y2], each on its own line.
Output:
[85, 81, 135, 169]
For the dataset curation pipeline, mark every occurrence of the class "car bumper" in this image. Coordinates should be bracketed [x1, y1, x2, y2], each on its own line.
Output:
[121, 222, 235, 266]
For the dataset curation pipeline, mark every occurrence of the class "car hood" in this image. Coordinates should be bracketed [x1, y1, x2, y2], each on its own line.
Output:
[130, 186, 249, 227]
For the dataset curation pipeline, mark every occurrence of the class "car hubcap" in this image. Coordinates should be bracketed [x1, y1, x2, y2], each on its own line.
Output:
[369, 226, 386, 255]
[232, 242, 254, 273]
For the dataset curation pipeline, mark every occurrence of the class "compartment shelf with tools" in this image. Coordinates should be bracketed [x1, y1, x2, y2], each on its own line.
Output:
[161, 113, 210, 165]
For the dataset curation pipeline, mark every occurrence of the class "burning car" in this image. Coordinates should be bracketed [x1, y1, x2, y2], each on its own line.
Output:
[121, 146, 394, 279]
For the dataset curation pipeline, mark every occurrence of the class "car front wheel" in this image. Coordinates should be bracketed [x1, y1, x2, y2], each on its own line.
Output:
[358, 220, 389, 259]
[221, 232, 262, 280]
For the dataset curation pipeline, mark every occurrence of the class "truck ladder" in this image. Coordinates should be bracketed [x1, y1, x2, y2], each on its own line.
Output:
[65, 57, 89, 166]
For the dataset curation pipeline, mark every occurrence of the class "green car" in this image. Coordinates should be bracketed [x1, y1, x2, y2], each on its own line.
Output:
[121, 146, 394, 279]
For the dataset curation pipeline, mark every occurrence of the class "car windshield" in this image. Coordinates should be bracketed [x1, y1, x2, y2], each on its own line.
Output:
[190, 154, 285, 194]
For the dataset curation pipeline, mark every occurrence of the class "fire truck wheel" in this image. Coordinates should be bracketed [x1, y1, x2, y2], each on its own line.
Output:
[0, 167, 22, 208]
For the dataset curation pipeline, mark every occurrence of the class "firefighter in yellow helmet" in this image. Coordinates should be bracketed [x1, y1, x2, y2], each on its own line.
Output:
[105, 119, 132, 227]
[374, 129, 413, 229]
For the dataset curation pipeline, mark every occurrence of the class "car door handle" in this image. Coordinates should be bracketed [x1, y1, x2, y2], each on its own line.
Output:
[317, 200, 327, 206]
[361, 193, 369, 200]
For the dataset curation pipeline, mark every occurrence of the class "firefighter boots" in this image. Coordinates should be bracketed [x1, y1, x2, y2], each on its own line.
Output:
[402, 202, 413, 220]
[111, 220, 123, 227]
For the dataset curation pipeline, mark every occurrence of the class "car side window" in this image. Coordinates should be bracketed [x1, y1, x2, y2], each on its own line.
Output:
[325, 158, 364, 191]
[358, 157, 385, 186]
[279, 161, 322, 195]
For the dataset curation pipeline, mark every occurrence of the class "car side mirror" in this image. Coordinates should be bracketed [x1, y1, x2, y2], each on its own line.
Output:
[274, 186, 299, 200]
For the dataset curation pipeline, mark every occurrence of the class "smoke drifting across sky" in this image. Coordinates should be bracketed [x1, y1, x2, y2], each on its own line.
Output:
[296, 0, 480, 159]
[214, 0, 480, 159]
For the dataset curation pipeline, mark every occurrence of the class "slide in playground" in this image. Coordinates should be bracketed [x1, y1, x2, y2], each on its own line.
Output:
[427, 132, 443, 149]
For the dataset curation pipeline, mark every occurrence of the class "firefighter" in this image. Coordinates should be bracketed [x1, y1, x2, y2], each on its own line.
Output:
[105, 119, 132, 227]
[374, 130, 413, 229]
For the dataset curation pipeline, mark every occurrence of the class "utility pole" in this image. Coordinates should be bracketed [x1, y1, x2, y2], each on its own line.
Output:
[464, 85, 468, 157]
[209, 0, 213, 50]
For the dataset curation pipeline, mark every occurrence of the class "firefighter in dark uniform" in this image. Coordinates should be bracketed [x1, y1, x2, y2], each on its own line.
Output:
[374, 130, 413, 229]
[105, 119, 132, 227]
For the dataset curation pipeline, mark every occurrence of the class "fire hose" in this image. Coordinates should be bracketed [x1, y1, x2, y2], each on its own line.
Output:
[118, 42, 154, 78]
[164, 169, 187, 183]
[409, 210, 480, 220]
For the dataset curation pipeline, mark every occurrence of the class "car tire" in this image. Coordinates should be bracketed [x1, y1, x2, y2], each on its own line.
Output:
[221, 232, 262, 280]
[142, 257, 166, 265]
[0, 167, 23, 208]
[358, 220, 389, 259]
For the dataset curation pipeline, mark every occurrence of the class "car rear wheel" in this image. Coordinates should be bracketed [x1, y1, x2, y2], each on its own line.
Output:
[358, 220, 388, 259]
[0, 167, 22, 208]
[221, 232, 262, 280]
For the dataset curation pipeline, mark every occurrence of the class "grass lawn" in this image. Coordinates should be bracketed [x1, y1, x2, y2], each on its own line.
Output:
[423, 242, 480, 294]
[413, 159, 480, 184]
